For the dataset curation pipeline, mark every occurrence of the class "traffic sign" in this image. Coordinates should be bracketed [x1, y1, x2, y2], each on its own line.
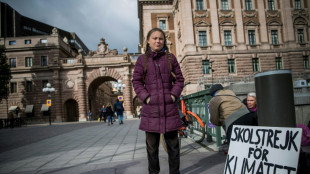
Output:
[118, 96, 123, 101]
[46, 99, 52, 107]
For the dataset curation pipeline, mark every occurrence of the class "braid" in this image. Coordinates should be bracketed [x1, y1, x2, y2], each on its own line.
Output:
[164, 45, 176, 82]
[164, 45, 172, 71]
[143, 43, 150, 83]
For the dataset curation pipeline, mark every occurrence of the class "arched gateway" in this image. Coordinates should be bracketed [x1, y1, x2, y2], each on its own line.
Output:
[53, 39, 137, 122]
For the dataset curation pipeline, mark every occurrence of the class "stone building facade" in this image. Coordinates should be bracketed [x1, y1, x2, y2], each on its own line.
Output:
[0, 30, 136, 122]
[138, 0, 310, 94]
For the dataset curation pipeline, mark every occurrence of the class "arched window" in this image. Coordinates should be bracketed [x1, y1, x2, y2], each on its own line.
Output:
[219, 20, 236, 49]
[195, 20, 212, 50]
[267, 20, 283, 47]
[294, 17, 308, 45]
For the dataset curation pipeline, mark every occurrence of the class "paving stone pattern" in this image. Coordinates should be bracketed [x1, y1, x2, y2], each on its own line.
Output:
[0, 119, 226, 174]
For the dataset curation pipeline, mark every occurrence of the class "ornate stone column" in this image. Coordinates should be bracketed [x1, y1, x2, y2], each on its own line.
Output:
[53, 70, 63, 122]
[280, 0, 296, 47]
[210, 0, 222, 50]
[180, 0, 196, 52]
[257, 0, 269, 49]
[234, 0, 246, 50]
[77, 69, 87, 121]
[122, 72, 133, 118]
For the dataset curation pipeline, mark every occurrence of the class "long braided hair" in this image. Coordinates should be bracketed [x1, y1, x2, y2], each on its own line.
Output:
[143, 28, 174, 82]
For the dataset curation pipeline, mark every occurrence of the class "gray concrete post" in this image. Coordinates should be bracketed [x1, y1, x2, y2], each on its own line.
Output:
[254, 70, 296, 127]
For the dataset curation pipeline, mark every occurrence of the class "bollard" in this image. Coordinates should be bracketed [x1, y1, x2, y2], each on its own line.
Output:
[254, 70, 296, 127]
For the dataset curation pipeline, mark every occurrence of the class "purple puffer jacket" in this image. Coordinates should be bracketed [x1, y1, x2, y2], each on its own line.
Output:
[132, 51, 184, 133]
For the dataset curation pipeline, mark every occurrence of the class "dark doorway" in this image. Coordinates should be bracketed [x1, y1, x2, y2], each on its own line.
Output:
[64, 99, 79, 121]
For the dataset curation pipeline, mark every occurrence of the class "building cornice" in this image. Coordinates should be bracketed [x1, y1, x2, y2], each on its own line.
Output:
[138, 0, 173, 18]
[138, 0, 173, 4]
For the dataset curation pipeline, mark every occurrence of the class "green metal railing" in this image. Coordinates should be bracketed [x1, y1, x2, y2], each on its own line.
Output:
[183, 89, 226, 147]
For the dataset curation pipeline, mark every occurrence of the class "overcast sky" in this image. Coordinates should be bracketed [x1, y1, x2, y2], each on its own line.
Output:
[1, 0, 139, 54]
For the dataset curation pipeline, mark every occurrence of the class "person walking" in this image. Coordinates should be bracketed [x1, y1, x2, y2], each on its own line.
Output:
[87, 110, 92, 121]
[138, 107, 142, 119]
[8, 112, 15, 128]
[132, 27, 184, 174]
[114, 99, 124, 125]
[99, 105, 106, 123]
[106, 103, 114, 126]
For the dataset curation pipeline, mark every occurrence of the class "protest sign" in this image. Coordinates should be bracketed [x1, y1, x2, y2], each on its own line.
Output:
[224, 125, 302, 174]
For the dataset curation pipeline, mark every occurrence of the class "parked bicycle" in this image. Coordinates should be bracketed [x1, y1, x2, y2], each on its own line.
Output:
[161, 82, 206, 152]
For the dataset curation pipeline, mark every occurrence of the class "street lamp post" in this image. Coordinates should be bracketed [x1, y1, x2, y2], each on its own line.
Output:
[42, 83, 55, 125]
[210, 61, 215, 85]
[113, 80, 126, 94]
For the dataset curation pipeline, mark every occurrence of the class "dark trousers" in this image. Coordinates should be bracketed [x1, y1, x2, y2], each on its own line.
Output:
[146, 131, 180, 174]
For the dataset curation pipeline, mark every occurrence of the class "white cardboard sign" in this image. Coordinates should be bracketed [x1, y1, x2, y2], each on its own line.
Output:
[224, 125, 302, 174]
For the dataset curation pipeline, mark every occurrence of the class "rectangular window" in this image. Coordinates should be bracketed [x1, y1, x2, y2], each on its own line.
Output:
[10, 58, 16, 68]
[9, 41, 16, 45]
[228, 59, 235, 73]
[303, 56, 309, 69]
[67, 59, 75, 64]
[196, 0, 204, 10]
[252, 58, 259, 72]
[26, 81, 33, 92]
[202, 60, 210, 74]
[224, 30, 232, 46]
[268, 0, 275, 10]
[25, 57, 32, 67]
[40, 39, 47, 44]
[248, 30, 256, 45]
[221, 0, 229, 10]
[24, 40, 31, 44]
[245, 0, 252, 10]
[199, 31, 207, 46]
[159, 20, 166, 30]
[271, 30, 279, 45]
[275, 57, 282, 70]
[42, 80, 48, 88]
[295, 0, 301, 9]
[41, 56, 48, 66]
[298, 29, 305, 43]
[10, 82, 17, 93]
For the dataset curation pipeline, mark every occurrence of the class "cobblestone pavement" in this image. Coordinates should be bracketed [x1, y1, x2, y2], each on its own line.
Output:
[0, 119, 226, 174]
[0, 122, 102, 153]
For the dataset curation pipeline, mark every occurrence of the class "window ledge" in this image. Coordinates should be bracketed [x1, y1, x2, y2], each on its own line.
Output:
[220, 10, 232, 12]
[195, 10, 207, 12]
[224, 45, 234, 47]
[299, 42, 307, 45]
[248, 44, 259, 47]
[199, 46, 210, 48]
[243, 10, 256, 12]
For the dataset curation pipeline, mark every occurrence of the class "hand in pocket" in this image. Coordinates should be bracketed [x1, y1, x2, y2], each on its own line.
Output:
[171, 95, 175, 102]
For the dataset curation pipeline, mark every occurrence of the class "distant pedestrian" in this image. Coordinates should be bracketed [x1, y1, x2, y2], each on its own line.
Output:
[114, 99, 124, 125]
[87, 110, 92, 121]
[138, 107, 142, 119]
[8, 112, 14, 128]
[100, 104, 106, 123]
[106, 103, 114, 126]
[97, 110, 101, 122]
